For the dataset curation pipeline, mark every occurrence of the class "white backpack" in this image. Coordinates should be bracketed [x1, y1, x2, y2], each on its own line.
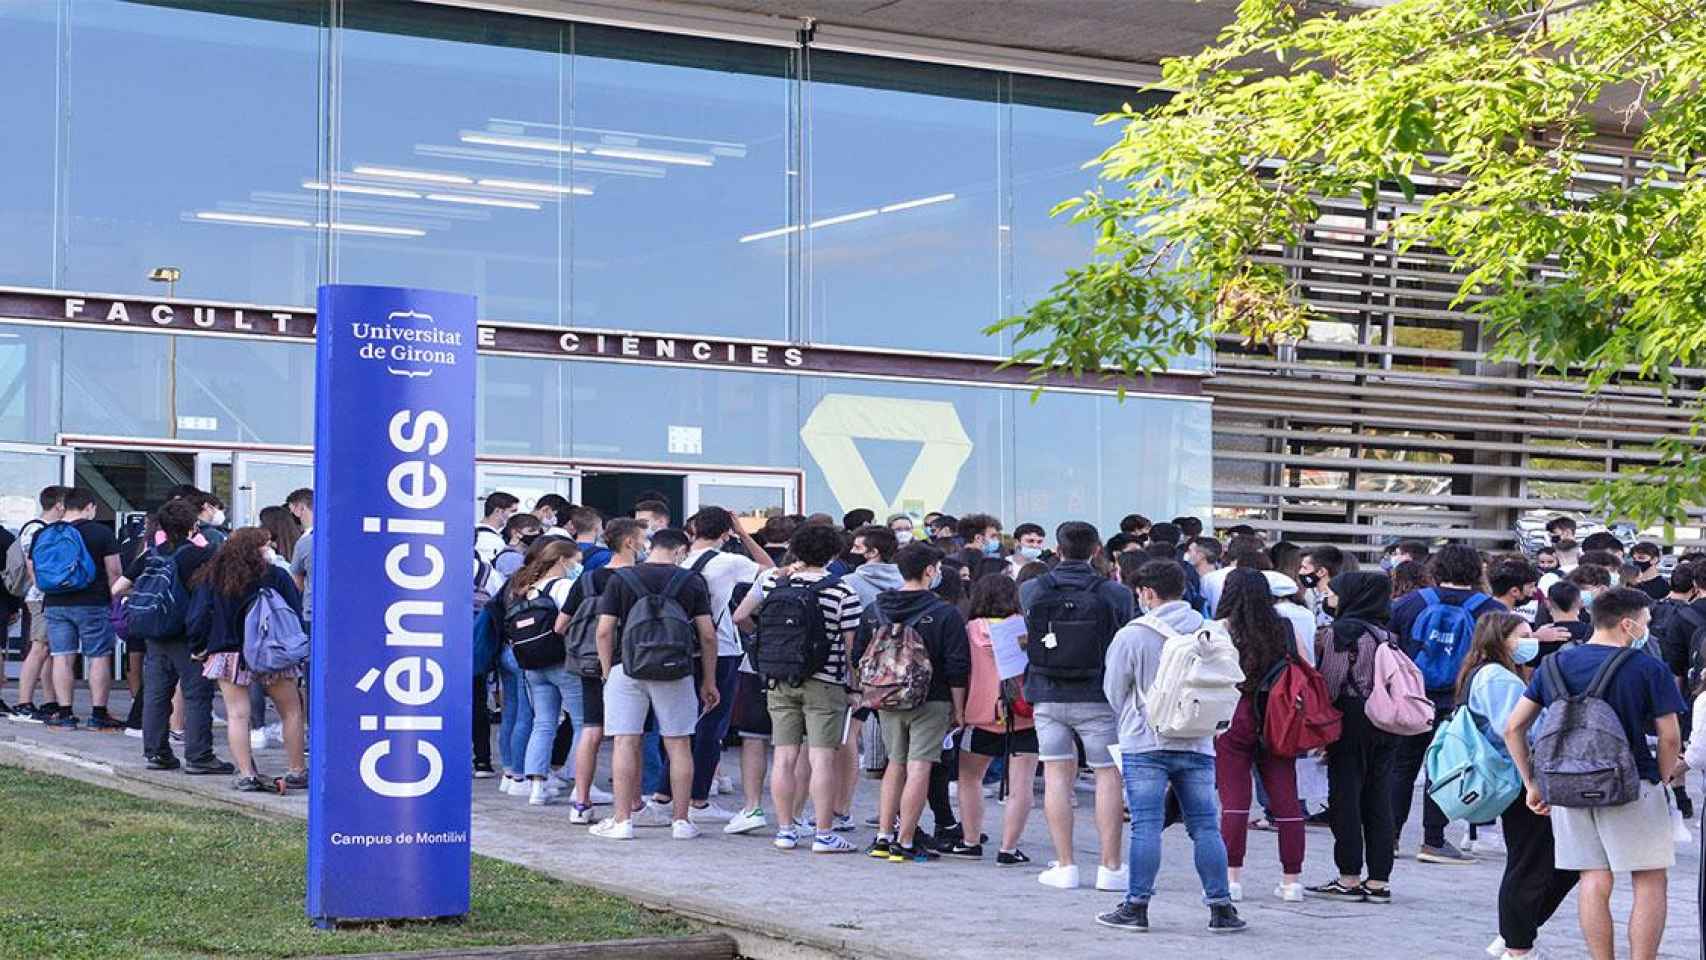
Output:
[1137, 616, 1246, 738]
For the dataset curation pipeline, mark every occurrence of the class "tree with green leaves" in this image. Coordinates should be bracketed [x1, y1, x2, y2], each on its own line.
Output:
[994, 0, 1706, 526]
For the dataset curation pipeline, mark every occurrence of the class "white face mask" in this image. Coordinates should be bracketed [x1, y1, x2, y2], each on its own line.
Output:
[262, 546, 277, 565]
[210, 509, 226, 527]
[895, 530, 914, 545]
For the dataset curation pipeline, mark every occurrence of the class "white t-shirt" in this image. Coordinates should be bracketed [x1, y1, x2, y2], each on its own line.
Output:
[683, 548, 761, 657]
[1201, 565, 1233, 618]
[18, 518, 46, 604]
[1275, 600, 1318, 667]
[474, 524, 504, 564]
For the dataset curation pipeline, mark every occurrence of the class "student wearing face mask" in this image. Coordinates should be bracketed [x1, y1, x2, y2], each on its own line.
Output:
[955, 514, 1004, 570]
[1009, 523, 1050, 572]
[888, 514, 916, 547]
[1627, 542, 1670, 601]
[493, 514, 544, 579]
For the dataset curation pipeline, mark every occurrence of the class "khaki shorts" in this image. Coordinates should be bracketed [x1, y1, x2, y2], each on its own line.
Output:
[767, 678, 851, 749]
[27, 598, 46, 645]
[1553, 780, 1677, 873]
[879, 700, 953, 765]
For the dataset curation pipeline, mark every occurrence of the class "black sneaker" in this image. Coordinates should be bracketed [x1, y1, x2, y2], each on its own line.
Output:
[1676, 786, 1695, 821]
[1304, 879, 1367, 902]
[473, 761, 496, 779]
[996, 849, 1031, 866]
[44, 713, 79, 730]
[234, 775, 284, 794]
[944, 841, 984, 859]
[1096, 900, 1148, 932]
[87, 713, 128, 733]
[145, 753, 181, 771]
[1208, 903, 1247, 933]
[891, 842, 938, 863]
[932, 822, 964, 848]
[184, 757, 236, 776]
[1360, 884, 1391, 905]
[0, 699, 13, 717]
[865, 838, 892, 859]
[10, 703, 43, 724]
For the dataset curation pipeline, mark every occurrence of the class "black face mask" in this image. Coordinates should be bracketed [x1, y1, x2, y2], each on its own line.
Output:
[519, 533, 541, 547]
[1299, 571, 1320, 589]
[1552, 536, 1577, 552]
[1634, 559, 1654, 572]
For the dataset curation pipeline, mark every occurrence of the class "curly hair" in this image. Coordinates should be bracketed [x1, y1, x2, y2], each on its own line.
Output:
[1220, 567, 1294, 694]
[193, 526, 272, 598]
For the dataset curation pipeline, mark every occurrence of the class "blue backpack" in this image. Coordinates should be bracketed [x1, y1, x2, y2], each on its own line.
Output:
[1409, 587, 1491, 690]
[124, 547, 189, 639]
[243, 586, 310, 674]
[30, 521, 97, 595]
[1423, 665, 1522, 823]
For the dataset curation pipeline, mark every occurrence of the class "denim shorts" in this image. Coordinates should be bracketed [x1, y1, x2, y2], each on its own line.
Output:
[45, 604, 117, 657]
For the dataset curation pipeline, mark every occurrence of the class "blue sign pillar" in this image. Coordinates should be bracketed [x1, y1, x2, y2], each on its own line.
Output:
[306, 285, 477, 925]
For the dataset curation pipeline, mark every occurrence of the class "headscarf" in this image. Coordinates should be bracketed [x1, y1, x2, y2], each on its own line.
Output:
[1329, 570, 1392, 651]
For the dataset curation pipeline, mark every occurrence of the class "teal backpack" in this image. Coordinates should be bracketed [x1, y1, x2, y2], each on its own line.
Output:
[1423, 665, 1523, 823]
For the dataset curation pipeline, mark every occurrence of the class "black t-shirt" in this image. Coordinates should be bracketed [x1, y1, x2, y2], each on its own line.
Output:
[596, 562, 712, 624]
[1636, 576, 1672, 601]
[123, 541, 215, 592]
[41, 520, 120, 608]
[562, 566, 616, 616]
[1539, 619, 1593, 659]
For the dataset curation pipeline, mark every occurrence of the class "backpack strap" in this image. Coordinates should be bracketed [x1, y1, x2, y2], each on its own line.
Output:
[1131, 614, 1180, 641]
[658, 567, 690, 602]
[1541, 648, 1570, 701]
[614, 566, 649, 600]
[1585, 646, 1638, 701]
[689, 551, 717, 577]
[1418, 587, 1441, 607]
[1462, 592, 1492, 615]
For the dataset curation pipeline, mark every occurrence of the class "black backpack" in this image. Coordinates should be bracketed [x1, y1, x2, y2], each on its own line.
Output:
[1023, 572, 1117, 680]
[748, 573, 840, 686]
[616, 567, 699, 681]
[503, 578, 567, 671]
[563, 571, 606, 679]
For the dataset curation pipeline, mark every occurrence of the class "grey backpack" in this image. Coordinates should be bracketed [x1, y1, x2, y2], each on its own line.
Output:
[1531, 647, 1642, 808]
[615, 567, 698, 681]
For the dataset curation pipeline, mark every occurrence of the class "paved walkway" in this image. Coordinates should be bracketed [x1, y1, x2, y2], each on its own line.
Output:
[2, 694, 1700, 960]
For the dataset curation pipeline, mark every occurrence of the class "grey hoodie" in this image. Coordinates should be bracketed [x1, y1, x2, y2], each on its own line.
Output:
[1102, 600, 1214, 756]
[844, 561, 903, 609]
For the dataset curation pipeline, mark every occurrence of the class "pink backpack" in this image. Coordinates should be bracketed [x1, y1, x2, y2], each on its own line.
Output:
[1365, 641, 1435, 736]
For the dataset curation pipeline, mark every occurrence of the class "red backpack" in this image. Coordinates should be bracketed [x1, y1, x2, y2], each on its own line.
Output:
[1256, 655, 1342, 758]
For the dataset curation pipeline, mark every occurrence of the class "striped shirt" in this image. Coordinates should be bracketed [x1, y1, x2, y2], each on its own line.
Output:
[747, 568, 864, 685]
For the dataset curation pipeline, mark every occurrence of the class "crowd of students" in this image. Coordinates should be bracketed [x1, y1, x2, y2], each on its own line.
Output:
[1, 491, 1698, 956]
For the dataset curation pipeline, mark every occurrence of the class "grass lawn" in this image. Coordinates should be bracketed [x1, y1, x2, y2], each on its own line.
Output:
[0, 765, 693, 960]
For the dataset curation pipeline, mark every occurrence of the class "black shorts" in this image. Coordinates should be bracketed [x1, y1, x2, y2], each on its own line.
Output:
[966, 726, 1039, 758]
[733, 671, 772, 738]
[581, 675, 604, 728]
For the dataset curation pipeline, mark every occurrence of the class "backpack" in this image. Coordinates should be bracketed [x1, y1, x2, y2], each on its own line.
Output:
[1364, 640, 1436, 736]
[854, 605, 934, 711]
[749, 572, 840, 686]
[1409, 587, 1492, 690]
[1531, 647, 1643, 808]
[1256, 655, 1342, 758]
[615, 567, 698, 681]
[124, 546, 190, 639]
[30, 521, 97, 595]
[472, 557, 496, 614]
[1023, 572, 1118, 681]
[1424, 664, 1523, 823]
[1137, 616, 1244, 738]
[503, 578, 567, 671]
[2, 519, 41, 597]
[242, 586, 310, 674]
[563, 572, 606, 678]
[471, 604, 498, 677]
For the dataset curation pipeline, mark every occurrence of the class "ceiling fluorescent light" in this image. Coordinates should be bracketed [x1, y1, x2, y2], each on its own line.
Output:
[477, 177, 593, 197]
[424, 193, 542, 210]
[303, 180, 421, 199]
[588, 145, 713, 167]
[809, 209, 878, 228]
[196, 211, 312, 228]
[316, 221, 428, 237]
[738, 225, 801, 244]
[353, 165, 473, 185]
[461, 131, 584, 155]
[880, 192, 956, 213]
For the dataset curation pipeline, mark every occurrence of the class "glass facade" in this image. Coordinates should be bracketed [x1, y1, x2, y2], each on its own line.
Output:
[0, 0, 1211, 531]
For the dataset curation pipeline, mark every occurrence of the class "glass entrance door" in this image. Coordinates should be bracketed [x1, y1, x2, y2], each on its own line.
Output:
[475, 465, 581, 525]
[685, 473, 797, 535]
[232, 452, 315, 528]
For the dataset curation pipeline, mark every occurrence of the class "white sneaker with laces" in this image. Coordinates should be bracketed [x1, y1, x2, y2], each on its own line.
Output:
[1472, 828, 1507, 857]
[1228, 882, 1244, 902]
[124, 727, 143, 739]
[589, 817, 634, 840]
[1096, 865, 1129, 892]
[249, 729, 267, 751]
[497, 777, 514, 795]
[1499, 952, 1544, 960]
[672, 819, 702, 840]
[714, 773, 734, 796]
[725, 807, 768, 835]
[630, 802, 673, 828]
[528, 780, 558, 806]
[689, 802, 735, 823]
[832, 813, 856, 833]
[1037, 862, 1080, 890]
[812, 833, 857, 854]
[774, 828, 799, 850]
[569, 803, 595, 825]
[545, 771, 572, 793]
[1274, 882, 1304, 902]
[586, 785, 615, 804]
[1485, 936, 1507, 958]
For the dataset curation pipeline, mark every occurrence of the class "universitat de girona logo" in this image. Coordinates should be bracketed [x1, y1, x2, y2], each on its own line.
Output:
[351, 309, 466, 379]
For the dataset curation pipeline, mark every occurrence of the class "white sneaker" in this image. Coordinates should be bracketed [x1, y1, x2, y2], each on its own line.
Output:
[725, 807, 768, 835]
[672, 819, 702, 840]
[832, 813, 856, 833]
[1486, 936, 1507, 958]
[1096, 865, 1129, 892]
[714, 773, 734, 796]
[1228, 882, 1244, 902]
[630, 802, 673, 828]
[528, 780, 558, 806]
[249, 729, 267, 751]
[569, 802, 595, 824]
[774, 828, 799, 850]
[124, 727, 143, 739]
[1274, 882, 1304, 902]
[1037, 862, 1080, 890]
[812, 833, 857, 854]
[589, 817, 634, 840]
[545, 771, 572, 793]
[264, 721, 283, 745]
[689, 802, 735, 823]
[497, 776, 515, 795]
[586, 784, 614, 805]
[1498, 952, 1543, 960]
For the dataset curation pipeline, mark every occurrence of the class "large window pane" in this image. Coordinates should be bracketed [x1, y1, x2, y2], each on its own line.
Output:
[336, 3, 565, 323]
[0, 450, 63, 530]
[798, 376, 1010, 521]
[61, 331, 170, 439]
[174, 338, 315, 444]
[571, 26, 791, 338]
[478, 355, 569, 457]
[572, 364, 797, 467]
[807, 54, 1001, 354]
[0, 324, 62, 443]
[63, 1, 323, 304]
[0, 3, 57, 287]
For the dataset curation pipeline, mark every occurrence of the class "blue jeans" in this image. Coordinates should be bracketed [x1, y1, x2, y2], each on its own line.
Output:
[654, 654, 740, 802]
[522, 663, 583, 778]
[1122, 750, 1231, 906]
[497, 646, 533, 774]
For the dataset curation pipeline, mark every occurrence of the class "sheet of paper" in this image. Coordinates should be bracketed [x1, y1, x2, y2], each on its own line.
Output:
[988, 614, 1029, 680]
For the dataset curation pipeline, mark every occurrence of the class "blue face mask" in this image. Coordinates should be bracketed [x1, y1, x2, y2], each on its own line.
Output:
[1580, 590, 1597, 608]
[1631, 627, 1650, 650]
[1019, 545, 1043, 560]
[1379, 556, 1394, 573]
[1512, 636, 1540, 665]
[927, 568, 943, 590]
[981, 539, 1002, 557]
